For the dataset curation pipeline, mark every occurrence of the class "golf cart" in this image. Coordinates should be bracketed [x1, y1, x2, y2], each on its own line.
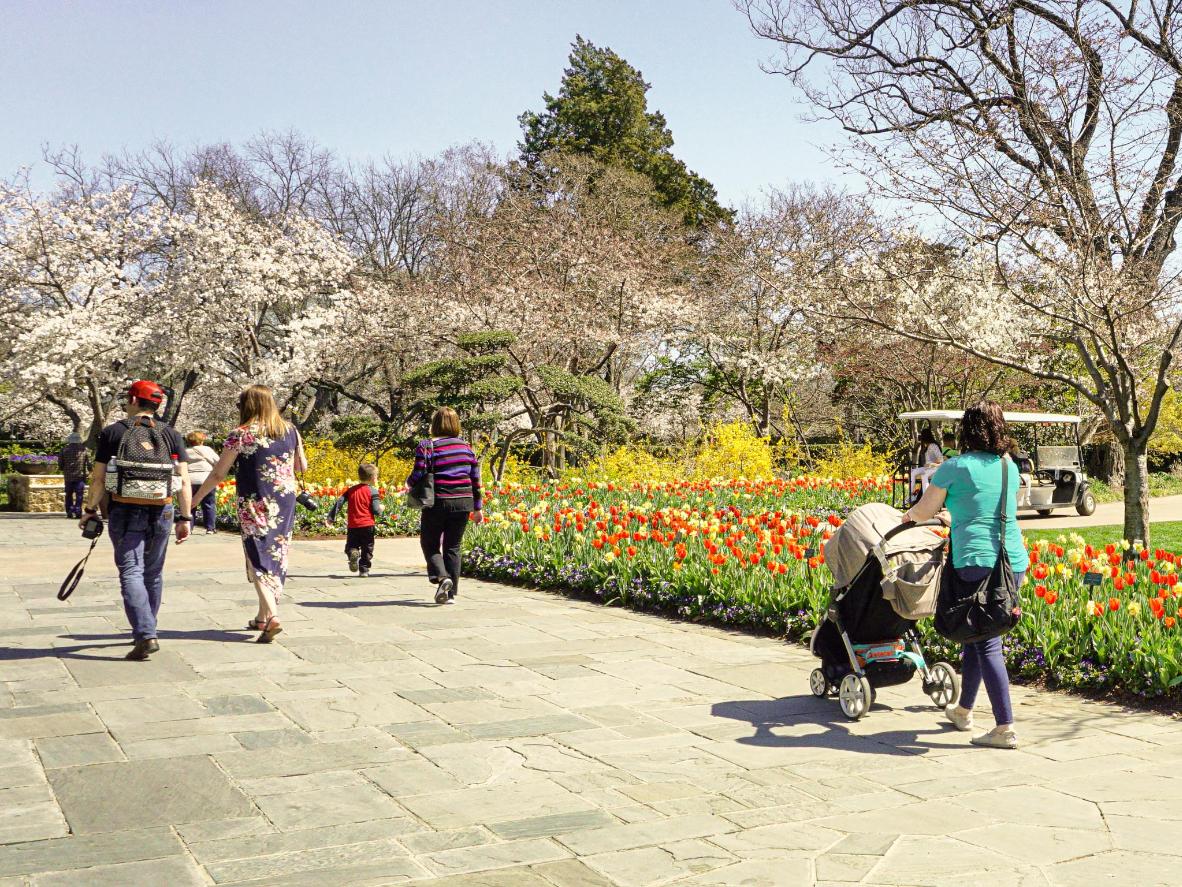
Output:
[895, 410, 1096, 518]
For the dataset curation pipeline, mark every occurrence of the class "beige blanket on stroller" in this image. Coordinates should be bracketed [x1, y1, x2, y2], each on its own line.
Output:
[824, 503, 947, 620]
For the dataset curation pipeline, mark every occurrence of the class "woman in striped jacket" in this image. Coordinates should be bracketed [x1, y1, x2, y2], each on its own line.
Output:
[407, 407, 483, 604]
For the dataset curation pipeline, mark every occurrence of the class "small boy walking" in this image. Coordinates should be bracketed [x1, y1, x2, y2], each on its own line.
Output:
[327, 463, 384, 577]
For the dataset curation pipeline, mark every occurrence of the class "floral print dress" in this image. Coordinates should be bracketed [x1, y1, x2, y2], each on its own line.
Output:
[224, 424, 300, 591]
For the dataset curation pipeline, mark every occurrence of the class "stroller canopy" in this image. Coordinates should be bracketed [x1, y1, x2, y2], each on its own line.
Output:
[824, 503, 947, 620]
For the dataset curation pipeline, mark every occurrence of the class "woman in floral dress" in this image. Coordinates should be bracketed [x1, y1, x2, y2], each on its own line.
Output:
[192, 385, 306, 642]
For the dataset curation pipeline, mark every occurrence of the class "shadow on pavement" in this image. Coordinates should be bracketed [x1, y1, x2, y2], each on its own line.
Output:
[285, 572, 420, 580]
[0, 628, 261, 661]
[299, 599, 439, 609]
[712, 697, 954, 756]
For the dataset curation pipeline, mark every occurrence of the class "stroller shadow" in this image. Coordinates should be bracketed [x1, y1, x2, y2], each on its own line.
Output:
[712, 697, 955, 757]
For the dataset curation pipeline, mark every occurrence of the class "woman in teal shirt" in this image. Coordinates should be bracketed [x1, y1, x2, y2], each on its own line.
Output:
[904, 402, 1026, 749]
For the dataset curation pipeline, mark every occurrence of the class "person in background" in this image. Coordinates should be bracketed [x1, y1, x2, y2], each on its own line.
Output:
[59, 433, 90, 519]
[909, 427, 946, 502]
[903, 401, 1028, 749]
[407, 407, 483, 605]
[184, 431, 220, 534]
[326, 462, 384, 577]
[941, 432, 959, 460]
[191, 385, 306, 643]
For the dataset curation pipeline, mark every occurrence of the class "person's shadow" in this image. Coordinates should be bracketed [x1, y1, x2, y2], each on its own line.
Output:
[711, 696, 954, 757]
[0, 628, 258, 662]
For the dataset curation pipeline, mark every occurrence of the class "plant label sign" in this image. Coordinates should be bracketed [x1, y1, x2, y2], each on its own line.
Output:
[1083, 572, 1104, 587]
[804, 548, 816, 559]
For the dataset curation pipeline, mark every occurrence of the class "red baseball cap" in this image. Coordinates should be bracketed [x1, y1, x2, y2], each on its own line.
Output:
[128, 380, 165, 405]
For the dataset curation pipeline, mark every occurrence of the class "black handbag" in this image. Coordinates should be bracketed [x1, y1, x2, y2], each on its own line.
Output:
[934, 457, 1022, 644]
[405, 438, 435, 510]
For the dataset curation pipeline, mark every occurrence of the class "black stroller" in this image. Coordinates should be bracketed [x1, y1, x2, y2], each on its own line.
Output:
[810, 505, 959, 720]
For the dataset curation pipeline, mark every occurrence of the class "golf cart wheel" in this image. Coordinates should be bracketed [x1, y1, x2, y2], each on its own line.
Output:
[809, 668, 829, 698]
[1037, 509, 1053, 517]
[1076, 491, 1097, 517]
[838, 674, 873, 720]
[925, 661, 960, 708]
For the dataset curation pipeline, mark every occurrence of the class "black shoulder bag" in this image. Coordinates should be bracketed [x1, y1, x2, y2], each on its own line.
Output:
[934, 457, 1022, 644]
[405, 438, 436, 510]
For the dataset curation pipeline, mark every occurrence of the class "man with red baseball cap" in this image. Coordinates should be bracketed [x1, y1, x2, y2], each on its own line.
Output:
[80, 380, 193, 661]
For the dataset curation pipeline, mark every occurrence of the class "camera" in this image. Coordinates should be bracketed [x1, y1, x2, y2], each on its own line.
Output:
[296, 491, 318, 511]
[81, 516, 104, 540]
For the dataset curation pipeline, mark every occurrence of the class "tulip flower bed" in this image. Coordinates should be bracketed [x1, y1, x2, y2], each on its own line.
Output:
[461, 480, 1182, 701]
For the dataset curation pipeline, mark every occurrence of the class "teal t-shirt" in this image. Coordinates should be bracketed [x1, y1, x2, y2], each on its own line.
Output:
[930, 452, 1029, 573]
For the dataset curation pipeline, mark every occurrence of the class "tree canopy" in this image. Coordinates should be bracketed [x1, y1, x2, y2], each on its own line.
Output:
[518, 36, 729, 229]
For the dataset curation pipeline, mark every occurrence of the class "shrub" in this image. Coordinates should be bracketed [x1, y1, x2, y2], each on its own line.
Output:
[302, 439, 412, 487]
[692, 421, 775, 480]
[812, 438, 890, 480]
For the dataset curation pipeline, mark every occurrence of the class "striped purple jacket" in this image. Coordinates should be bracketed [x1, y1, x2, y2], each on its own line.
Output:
[406, 437, 483, 510]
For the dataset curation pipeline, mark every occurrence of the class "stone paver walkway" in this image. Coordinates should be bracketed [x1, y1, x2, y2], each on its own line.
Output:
[0, 516, 1179, 886]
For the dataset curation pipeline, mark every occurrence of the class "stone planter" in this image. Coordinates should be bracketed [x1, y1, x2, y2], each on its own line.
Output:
[13, 463, 55, 476]
[6, 474, 67, 512]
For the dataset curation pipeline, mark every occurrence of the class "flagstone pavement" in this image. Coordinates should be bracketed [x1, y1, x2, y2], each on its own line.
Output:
[0, 515, 1179, 887]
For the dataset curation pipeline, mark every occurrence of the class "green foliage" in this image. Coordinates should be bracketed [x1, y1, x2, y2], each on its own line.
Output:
[519, 36, 729, 228]
[402, 334, 522, 433]
[327, 415, 402, 459]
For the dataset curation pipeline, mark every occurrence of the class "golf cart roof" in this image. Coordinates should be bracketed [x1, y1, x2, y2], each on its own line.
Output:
[898, 410, 1081, 425]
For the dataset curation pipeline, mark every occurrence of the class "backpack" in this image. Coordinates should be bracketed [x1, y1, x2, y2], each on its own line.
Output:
[104, 417, 177, 505]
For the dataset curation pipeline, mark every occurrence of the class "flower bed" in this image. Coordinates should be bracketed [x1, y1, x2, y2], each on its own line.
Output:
[461, 479, 1182, 700]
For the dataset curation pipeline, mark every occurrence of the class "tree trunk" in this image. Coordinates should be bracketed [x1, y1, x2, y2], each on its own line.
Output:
[1122, 440, 1151, 545]
[1086, 441, 1125, 486]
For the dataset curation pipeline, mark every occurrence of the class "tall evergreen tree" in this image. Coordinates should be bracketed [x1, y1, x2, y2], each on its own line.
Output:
[519, 36, 729, 229]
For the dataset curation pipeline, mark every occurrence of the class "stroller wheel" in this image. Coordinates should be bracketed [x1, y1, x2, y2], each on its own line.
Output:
[838, 674, 873, 720]
[809, 668, 829, 698]
[925, 661, 960, 708]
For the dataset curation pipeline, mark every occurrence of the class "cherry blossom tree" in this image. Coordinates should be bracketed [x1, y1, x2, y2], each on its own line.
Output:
[741, 0, 1182, 542]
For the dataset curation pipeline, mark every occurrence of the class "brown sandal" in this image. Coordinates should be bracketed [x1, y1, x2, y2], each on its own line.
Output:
[256, 617, 283, 644]
[246, 618, 266, 630]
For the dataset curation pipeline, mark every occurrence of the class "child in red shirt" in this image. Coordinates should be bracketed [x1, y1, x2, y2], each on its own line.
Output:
[326, 463, 384, 577]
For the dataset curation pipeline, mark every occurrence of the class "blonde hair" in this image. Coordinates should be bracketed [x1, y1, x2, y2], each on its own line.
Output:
[358, 462, 378, 483]
[185, 430, 206, 447]
[237, 385, 289, 439]
[430, 407, 461, 438]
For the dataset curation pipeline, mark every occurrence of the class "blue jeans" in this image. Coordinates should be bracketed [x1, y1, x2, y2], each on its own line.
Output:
[64, 480, 86, 518]
[956, 567, 1025, 726]
[192, 484, 216, 532]
[108, 501, 173, 640]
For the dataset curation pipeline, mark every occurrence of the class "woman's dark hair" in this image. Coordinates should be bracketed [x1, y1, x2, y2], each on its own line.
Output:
[917, 427, 937, 446]
[961, 401, 1008, 455]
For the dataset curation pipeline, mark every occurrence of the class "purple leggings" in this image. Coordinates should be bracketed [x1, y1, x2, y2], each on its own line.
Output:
[956, 568, 1024, 726]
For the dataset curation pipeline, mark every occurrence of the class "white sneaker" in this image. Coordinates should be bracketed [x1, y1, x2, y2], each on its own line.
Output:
[944, 704, 973, 732]
[971, 725, 1019, 749]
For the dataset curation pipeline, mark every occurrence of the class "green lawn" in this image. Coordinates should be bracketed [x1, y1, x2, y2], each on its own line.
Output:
[1088, 473, 1182, 504]
[1023, 520, 1182, 551]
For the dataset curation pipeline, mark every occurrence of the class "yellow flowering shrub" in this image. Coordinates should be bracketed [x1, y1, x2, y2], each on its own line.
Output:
[812, 438, 891, 480]
[691, 422, 775, 481]
[301, 440, 412, 487]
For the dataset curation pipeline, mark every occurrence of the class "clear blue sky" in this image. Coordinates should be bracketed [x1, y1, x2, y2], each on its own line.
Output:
[0, 0, 853, 204]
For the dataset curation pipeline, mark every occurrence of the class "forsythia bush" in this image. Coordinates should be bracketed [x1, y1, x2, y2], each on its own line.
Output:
[813, 439, 891, 480]
[301, 440, 412, 487]
[692, 421, 776, 481]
